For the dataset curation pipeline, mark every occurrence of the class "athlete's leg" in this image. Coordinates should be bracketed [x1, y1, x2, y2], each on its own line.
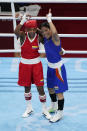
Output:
[33, 62, 51, 119]
[50, 88, 64, 122]
[36, 86, 51, 119]
[47, 67, 58, 112]
[22, 86, 33, 118]
[47, 88, 58, 112]
[18, 62, 33, 118]
[57, 93, 64, 111]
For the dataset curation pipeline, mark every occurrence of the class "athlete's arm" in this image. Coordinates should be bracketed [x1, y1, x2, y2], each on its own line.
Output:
[46, 9, 60, 46]
[37, 26, 46, 57]
[14, 14, 29, 44]
[14, 24, 25, 45]
[14, 24, 25, 38]
[39, 38, 46, 57]
[37, 28, 42, 36]
[40, 53, 46, 58]
[14, 14, 27, 37]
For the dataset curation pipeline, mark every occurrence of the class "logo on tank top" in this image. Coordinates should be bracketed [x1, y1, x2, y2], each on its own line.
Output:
[32, 46, 39, 49]
[40, 79, 44, 83]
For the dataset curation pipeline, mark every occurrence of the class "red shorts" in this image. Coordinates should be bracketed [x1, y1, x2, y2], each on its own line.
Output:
[18, 62, 44, 87]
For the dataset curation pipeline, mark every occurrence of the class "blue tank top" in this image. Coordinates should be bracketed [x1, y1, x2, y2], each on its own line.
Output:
[44, 37, 61, 63]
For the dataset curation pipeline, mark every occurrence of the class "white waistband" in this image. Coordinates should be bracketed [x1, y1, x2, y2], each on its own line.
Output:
[21, 57, 40, 64]
[48, 60, 63, 69]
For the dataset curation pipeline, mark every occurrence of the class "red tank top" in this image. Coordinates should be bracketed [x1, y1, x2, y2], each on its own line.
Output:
[21, 33, 40, 59]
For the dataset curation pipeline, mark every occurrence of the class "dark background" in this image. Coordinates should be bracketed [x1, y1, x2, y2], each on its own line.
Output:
[0, 3, 87, 57]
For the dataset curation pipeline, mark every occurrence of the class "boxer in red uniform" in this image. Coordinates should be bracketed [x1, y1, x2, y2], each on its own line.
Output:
[14, 14, 51, 119]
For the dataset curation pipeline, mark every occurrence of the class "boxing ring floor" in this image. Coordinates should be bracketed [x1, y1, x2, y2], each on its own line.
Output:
[0, 57, 87, 131]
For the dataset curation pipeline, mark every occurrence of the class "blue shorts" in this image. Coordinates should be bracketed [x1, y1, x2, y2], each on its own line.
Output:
[47, 64, 68, 93]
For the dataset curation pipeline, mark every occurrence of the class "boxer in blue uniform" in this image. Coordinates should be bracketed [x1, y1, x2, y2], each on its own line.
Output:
[40, 9, 68, 122]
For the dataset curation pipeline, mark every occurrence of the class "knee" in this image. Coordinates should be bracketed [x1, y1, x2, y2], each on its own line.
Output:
[57, 93, 64, 100]
[48, 88, 55, 94]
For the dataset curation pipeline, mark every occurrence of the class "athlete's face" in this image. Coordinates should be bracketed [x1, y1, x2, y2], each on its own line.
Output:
[25, 28, 37, 38]
[41, 27, 52, 39]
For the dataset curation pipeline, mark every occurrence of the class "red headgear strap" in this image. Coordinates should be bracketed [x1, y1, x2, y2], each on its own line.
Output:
[24, 20, 37, 28]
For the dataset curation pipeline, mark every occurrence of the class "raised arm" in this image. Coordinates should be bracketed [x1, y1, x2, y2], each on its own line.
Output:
[46, 9, 60, 46]
[14, 24, 25, 39]
[14, 14, 27, 37]
[14, 14, 30, 44]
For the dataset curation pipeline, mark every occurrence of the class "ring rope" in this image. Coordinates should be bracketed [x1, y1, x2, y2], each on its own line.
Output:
[0, 49, 87, 54]
[0, 33, 87, 38]
[0, 0, 87, 3]
[1, 16, 87, 20]
[0, 0, 87, 52]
